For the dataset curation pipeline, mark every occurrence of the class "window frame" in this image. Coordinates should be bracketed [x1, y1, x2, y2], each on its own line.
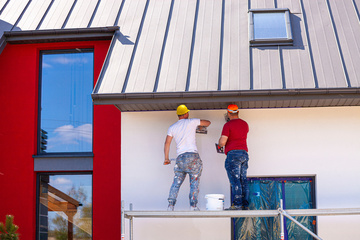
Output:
[35, 172, 93, 240]
[248, 8, 293, 47]
[37, 48, 95, 156]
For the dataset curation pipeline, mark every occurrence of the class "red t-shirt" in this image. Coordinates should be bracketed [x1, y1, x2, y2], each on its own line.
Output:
[221, 118, 249, 155]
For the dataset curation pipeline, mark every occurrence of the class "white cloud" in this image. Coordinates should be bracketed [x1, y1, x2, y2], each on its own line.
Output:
[47, 124, 92, 149]
[42, 55, 89, 68]
[42, 62, 52, 68]
[50, 177, 72, 186]
[50, 56, 89, 65]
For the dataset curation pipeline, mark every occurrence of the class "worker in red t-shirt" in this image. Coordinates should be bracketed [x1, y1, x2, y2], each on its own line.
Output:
[218, 104, 249, 210]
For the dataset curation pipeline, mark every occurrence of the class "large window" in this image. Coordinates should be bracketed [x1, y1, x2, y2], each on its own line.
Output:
[233, 177, 316, 240]
[249, 9, 293, 47]
[39, 50, 94, 154]
[37, 173, 92, 240]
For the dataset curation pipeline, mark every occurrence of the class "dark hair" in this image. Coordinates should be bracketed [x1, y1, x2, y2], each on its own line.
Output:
[178, 112, 188, 117]
[228, 112, 238, 117]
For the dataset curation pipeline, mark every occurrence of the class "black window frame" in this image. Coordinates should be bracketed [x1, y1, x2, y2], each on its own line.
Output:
[35, 172, 93, 240]
[249, 8, 293, 47]
[37, 48, 95, 157]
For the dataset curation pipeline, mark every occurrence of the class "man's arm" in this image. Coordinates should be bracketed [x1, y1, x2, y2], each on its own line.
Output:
[164, 135, 173, 165]
[200, 119, 211, 127]
[218, 135, 228, 148]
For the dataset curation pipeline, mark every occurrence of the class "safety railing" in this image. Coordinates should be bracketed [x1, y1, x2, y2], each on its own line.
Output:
[121, 200, 360, 240]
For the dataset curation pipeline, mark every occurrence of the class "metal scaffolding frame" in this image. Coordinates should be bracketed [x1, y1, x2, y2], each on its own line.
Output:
[121, 201, 360, 240]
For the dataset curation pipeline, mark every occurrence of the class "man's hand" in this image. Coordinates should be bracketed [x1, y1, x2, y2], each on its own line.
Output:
[164, 159, 171, 165]
[200, 119, 211, 127]
[218, 135, 228, 148]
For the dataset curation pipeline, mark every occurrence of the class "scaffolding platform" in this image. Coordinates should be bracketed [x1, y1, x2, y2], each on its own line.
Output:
[124, 207, 360, 218]
[121, 201, 360, 240]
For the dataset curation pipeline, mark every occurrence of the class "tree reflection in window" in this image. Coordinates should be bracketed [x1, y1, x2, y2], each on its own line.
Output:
[38, 174, 92, 240]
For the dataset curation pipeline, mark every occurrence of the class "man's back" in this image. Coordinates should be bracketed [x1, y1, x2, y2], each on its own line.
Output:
[167, 118, 200, 156]
[221, 118, 249, 154]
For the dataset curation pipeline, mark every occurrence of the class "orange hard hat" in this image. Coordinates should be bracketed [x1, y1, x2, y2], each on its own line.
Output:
[227, 104, 239, 113]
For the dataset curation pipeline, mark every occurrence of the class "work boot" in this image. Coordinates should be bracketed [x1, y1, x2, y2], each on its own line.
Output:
[190, 206, 200, 211]
[167, 205, 174, 211]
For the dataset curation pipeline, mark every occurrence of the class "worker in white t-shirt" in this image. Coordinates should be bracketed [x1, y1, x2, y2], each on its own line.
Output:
[164, 104, 211, 211]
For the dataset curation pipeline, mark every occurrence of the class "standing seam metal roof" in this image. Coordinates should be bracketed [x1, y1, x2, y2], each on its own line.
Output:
[1, 0, 360, 111]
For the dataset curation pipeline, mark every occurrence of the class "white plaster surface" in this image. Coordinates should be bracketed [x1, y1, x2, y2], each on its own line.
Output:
[121, 106, 360, 240]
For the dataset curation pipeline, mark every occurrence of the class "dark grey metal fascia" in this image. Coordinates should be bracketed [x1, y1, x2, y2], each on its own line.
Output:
[249, 39, 293, 47]
[34, 155, 93, 171]
[92, 88, 360, 105]
[248, 8, 290, 13]
[4, 26, 119, 44]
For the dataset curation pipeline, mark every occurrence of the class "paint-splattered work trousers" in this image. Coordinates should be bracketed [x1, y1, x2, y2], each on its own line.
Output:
[225, 150, 249, 208]
[168, 152, 203, 207]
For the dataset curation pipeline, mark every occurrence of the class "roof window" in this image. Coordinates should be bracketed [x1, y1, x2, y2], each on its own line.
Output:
[249, 8, 293, 47]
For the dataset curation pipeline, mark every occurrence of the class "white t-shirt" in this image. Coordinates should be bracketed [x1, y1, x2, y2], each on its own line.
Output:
[167, 118, 201, 156]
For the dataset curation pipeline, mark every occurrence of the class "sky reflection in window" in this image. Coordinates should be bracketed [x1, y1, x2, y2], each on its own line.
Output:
[253, 12, 287, 40]
[40, 51, 93, 153]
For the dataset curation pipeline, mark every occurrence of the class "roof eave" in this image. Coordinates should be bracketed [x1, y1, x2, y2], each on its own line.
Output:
[92, 88, 360, 111]
[4, 26, 119, 44]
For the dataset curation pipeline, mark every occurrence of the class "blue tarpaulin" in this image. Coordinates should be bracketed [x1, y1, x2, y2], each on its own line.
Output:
[234, 177, 315, 240]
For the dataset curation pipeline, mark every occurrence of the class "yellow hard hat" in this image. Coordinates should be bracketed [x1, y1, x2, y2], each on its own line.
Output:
[177, 104, 190, 115]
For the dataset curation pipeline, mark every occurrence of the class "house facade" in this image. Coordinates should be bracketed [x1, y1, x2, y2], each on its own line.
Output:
[0, 0, 359, 240]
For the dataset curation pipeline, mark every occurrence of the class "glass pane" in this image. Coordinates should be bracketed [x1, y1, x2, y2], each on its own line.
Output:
[40, 51, 93, 153]
[234, 178, 315, 240]
[254, 12, 287, 39]
[234, 179, 281, 240]
[285, 181, 315, 240]
[38, 174, 92, 240]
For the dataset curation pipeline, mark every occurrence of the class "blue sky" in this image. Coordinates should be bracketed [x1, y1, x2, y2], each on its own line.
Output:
[41, 51, 93, 153]
[49, 174, 93, 202]
[254, 12, 287, 39]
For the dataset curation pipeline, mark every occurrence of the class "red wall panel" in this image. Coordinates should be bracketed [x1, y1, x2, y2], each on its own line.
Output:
[0, 40, 120, 239]
[93, 105, 121, 239]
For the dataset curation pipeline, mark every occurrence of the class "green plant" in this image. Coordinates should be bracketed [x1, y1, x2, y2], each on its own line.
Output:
[0, 215, 19, 240]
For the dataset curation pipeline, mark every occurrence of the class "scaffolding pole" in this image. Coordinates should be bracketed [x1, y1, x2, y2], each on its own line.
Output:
[280, 200, 285, 240]
[279, 208, 322, 240]
[278, 199, 322, 240]
[129, 203, 133, 240]
[121, 201, 125, 240]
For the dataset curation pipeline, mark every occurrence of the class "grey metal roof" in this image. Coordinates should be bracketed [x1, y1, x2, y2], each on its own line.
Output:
[1, 0, 360, 111]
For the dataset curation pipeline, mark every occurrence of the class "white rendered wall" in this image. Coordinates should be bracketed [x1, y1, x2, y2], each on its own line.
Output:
[121, 106, 360, 240]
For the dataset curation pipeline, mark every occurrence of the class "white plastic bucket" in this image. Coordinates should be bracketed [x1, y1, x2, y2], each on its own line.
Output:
[205, 194, 225, 210]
